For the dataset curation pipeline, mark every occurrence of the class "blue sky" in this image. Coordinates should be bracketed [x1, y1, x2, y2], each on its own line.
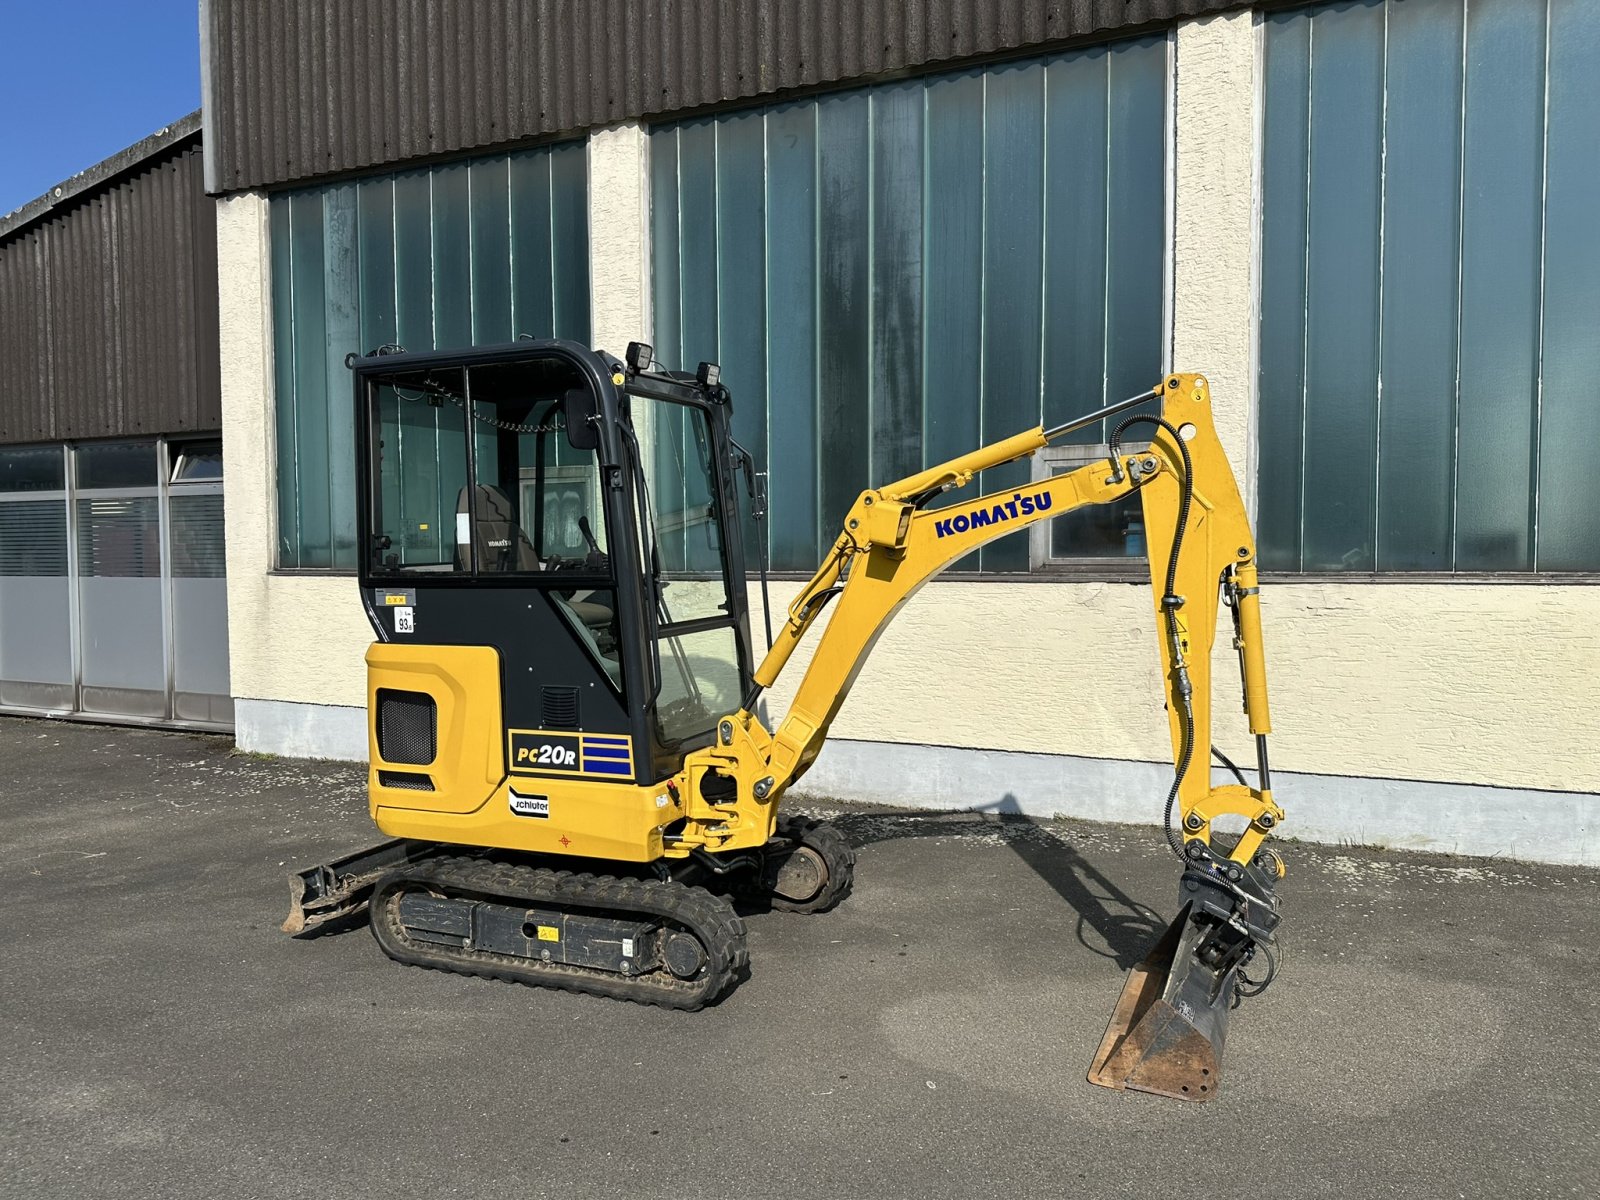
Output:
[0, 2, 201, 216]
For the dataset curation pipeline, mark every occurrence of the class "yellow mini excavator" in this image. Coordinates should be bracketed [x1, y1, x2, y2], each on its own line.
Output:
[284, 338, 1283, 1103]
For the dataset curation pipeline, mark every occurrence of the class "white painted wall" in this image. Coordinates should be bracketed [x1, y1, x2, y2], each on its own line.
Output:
[753, 578, 1600, 796]
[1170, 11, 1258, 490]
[215, 191, 373, 746]
[587, 122, 650, 357]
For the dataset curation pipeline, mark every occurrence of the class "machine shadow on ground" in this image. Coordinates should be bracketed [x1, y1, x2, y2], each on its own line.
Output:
[815, 802, 1168, 969]
[279, 785, 1163, 975]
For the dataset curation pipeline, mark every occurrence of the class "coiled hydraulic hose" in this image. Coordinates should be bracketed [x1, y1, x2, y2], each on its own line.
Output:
[1110, 412, 1195, 862]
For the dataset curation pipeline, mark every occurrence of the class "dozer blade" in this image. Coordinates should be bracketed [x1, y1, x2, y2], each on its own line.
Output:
[1087, 902, 1233, 1102]
[283, 838, 443, 936]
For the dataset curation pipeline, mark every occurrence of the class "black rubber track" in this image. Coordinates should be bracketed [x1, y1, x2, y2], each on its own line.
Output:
[369, 856, 748, 1011]
[766, 815, 855, 914]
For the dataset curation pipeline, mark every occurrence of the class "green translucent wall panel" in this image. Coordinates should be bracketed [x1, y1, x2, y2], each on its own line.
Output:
[1538, 0, 1600, 570]
[1259, 0, 1600, 573]
[1376, 0, 1463, 571]
[651, 38, 1168, 572]
[1302, 1, 1383, 573]
[271, 142, 590, 569]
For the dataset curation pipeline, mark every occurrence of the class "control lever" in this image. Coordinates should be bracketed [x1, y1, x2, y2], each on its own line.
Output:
[577, 515, 601, 555]
[577, 514, 608, 571]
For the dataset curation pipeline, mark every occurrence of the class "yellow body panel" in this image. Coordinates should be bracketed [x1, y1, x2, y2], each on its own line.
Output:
[366, 642, 504, 815]
[367, 642, 678, 862]
[375, 776, 676, 863]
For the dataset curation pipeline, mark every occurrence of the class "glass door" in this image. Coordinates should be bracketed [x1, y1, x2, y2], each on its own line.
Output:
[74, 443, 166, 717]
[0, 447, 73, 711]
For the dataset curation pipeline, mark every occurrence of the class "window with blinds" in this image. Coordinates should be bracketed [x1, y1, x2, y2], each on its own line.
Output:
[0, 439, 231, 724]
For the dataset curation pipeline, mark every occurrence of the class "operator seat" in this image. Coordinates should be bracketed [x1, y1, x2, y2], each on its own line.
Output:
[454, 484, 540, 572]
[452, 485, 616, 675]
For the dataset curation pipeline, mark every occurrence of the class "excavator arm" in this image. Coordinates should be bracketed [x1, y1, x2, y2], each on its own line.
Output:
[675, 372, 1283, 1102]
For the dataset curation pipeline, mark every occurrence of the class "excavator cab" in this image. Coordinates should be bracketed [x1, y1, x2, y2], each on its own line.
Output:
[351, 340, 759, 846]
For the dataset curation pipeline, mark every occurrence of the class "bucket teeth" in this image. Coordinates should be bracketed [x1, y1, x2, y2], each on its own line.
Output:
[1087, 903, 1232, 1102]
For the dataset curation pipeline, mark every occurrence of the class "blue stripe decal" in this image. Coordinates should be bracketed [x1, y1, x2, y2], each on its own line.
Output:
[582, 759, 633, 776]
[582, 747, 631, 759]
[584, 737, 630, 747]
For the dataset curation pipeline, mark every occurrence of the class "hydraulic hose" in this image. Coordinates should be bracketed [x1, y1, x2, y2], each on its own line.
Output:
[1110, 412, 1195, 861]
[1164, 703, 1196, 860]
[1212, 744, 1250, 788]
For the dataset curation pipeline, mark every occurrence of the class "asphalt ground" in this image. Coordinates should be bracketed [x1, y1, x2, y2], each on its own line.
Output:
[1, 716, 1596, 1200]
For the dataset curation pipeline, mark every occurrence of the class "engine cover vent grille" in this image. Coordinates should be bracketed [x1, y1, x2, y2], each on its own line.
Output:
[541, 686, 580, 729]
[377, 689, 437, 765]
[377, 770, 435, 791]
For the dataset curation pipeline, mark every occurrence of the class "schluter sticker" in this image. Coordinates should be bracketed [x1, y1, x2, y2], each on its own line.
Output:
[509, 791, 550, 818]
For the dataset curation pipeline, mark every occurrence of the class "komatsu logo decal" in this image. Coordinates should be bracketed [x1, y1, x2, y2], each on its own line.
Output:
[933, 492, 1052, 538]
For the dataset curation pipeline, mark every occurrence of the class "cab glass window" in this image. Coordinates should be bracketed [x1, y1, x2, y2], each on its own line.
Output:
[639, 396, 729, 624]
[370, 369, 470, 573]
[369, 361, 614, 578]
[367, 359, 622, 689]
[627, 387, 746, 745]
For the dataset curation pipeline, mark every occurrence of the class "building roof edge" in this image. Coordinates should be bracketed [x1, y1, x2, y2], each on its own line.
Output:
[0, 110, 204, 243]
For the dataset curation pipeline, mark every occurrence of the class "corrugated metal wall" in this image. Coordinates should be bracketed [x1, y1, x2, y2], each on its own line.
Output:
[202, 0, 1241, 193]
[0, 136, 220, 448]
[0, 135, 220, 446]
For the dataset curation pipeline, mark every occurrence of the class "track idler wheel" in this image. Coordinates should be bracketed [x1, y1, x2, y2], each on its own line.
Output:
[759, 816, 855, 914]
[662, 930, 707, 979]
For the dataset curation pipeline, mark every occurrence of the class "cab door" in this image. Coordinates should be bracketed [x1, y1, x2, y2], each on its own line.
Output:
[621, 379, 756, 780]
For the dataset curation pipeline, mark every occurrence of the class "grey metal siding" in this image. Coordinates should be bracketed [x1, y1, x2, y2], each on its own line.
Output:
[202, 0, 1245, 193]
[0, 135, 220, 445]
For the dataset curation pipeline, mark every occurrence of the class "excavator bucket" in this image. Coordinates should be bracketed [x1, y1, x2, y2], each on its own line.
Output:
[1087, 903, 1234, 1102]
